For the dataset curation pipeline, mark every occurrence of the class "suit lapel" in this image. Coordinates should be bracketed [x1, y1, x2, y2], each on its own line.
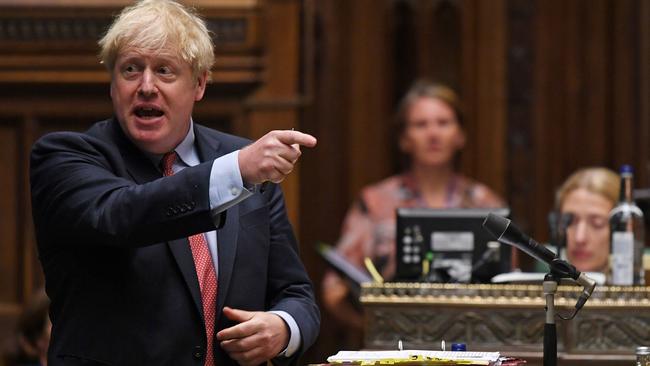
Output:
[168, 238, 204, 318]
[108, 119, 205, 318]
[215, 203, 238, 313]
[194, 125, 239, 314]
[110, 120, 242, 322]
[107, 119, 161, 184]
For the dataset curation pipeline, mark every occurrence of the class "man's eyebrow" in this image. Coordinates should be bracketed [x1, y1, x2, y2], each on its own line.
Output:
[156, 55, 183, 64]
[116, 54, 141, 63]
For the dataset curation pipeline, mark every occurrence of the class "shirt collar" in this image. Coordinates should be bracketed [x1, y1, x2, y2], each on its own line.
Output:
[174, 120, 200, 167]
[148, 119, 201, 169]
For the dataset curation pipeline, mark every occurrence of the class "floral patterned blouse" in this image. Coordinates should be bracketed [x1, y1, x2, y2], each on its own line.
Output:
[326, 172, 505, 282]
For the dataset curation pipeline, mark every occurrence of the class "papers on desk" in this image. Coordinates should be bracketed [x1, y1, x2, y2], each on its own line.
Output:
[490, 271, 605, 285]
[327, 350, 501, 365]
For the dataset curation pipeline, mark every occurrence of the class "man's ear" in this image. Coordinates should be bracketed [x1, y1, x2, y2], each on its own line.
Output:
[194, 71, 208, 101]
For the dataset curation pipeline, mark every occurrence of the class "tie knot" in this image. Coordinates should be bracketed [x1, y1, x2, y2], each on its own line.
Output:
[161, 151, 177, 176]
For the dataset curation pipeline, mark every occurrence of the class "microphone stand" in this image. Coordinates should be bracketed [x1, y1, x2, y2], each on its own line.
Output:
[542, 272, 560, 366]
[542, 213, 573, 366]
[482, 213, 596, 366]
[542, 259, 596, 366]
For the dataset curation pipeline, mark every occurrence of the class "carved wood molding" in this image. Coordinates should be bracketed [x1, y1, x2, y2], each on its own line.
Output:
[362, 283, 650, 358]
[0, 16, 249, 44]
[366, 307, 547, 351]
[361, 283, 650, 308]
[0, 4, 263, 85]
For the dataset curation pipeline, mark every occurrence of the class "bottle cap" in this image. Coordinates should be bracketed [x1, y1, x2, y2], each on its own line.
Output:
[451, 343, 466, 351]
[620, 164, 634, 174]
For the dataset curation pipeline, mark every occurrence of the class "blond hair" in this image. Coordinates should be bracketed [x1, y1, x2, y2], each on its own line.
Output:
[555, 167, 620, 210]
[98, 0, 214, 79]
[395, 80, 464, 134]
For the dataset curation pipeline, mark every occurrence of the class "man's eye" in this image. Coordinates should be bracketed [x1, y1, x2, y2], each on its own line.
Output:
[158, 66, 172, 75]
[122, 64, 139, 75]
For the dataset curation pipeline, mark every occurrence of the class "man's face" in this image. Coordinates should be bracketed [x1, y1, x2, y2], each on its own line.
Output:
[110, 47, 207, 154]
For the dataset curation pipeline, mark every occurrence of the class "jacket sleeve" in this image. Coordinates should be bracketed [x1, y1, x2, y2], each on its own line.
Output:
[262, 183, 320, 365]
[30, 131, 218, 248]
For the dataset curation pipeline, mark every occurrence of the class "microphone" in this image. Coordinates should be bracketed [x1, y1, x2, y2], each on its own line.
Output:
[483, 213, 556, 265]
[482, 213, 596, 311]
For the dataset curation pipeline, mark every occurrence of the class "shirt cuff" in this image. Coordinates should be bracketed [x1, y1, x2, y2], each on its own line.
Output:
[269, 310, 301, 358]
[209, 151, 253, 218]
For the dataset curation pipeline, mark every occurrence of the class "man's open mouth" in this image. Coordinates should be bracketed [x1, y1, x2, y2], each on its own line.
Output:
[134, 107, 164, 118]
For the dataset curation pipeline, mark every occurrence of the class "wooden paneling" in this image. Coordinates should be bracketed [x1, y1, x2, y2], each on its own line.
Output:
[460, 0, 507, 196]
[420, 0, 463, 91]
[505, 0, 649, 255]
[0, 121, 19, 303]
[0, 0, 258, 6]
[244, 0, 303, 229]
[642, 0, 650, 180]
[506, 0, 536, 269]
[300, 0, 361, 360]
[346, 0, 393, 199]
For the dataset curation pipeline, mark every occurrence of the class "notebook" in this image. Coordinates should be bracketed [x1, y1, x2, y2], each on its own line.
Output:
[327, 350, 500, 365]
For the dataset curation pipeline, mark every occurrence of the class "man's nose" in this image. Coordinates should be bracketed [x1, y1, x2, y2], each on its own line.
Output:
[138, 69, 157, 97]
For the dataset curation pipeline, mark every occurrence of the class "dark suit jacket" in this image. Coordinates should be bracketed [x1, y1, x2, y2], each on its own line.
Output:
[30, 118, 320, 366]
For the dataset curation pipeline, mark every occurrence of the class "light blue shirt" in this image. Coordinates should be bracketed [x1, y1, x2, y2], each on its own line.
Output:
[159, 121, 301, 358]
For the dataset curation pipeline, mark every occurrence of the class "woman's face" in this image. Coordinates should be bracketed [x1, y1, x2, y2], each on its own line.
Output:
[561, 188, 613, 272]
[400, 97, 465, 168]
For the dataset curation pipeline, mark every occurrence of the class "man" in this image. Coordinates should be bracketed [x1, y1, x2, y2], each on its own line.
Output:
[29, 1, 319, 365]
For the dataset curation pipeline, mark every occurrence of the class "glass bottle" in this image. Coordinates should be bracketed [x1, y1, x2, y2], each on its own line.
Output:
[609, 165, 645, 285]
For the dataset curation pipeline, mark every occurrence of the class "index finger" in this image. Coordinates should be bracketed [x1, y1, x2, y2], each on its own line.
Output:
[217, 321, 255, 341]
[275, 130, 317, 148]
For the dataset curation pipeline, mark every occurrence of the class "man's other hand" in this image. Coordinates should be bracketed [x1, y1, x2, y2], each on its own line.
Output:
[217, 307, 290, 366]
[238, 130, 317, 185]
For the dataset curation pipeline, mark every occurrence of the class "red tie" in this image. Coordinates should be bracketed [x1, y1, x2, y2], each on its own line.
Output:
[162, 152, 217, 366]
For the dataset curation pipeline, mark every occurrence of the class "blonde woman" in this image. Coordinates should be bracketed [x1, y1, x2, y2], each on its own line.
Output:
[556, 167, 619, 272]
